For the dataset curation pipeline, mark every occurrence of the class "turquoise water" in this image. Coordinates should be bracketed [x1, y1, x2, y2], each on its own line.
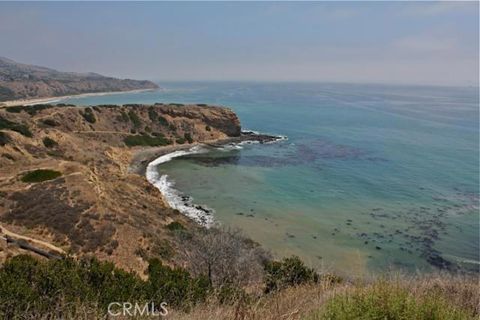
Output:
[62, 82, 479, 275]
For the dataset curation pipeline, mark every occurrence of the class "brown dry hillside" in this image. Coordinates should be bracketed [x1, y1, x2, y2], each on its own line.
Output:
[0, 103, 241, 274]
[0, 57, 159, 102]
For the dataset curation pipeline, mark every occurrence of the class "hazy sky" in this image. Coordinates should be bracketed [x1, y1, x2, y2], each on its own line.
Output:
[0, 2, 478, 86]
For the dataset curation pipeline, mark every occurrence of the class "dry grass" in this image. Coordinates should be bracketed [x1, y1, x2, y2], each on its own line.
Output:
[170, 280, 345, 320]
[170, 273, 479, 320]
[13, 303, 103, 320]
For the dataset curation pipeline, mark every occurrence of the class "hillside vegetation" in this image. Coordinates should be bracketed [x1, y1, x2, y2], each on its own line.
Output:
[1, 253, 477, 319]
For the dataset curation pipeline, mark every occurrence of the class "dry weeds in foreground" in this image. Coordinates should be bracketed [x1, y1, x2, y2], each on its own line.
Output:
[7, 272, 478, 320]
[170, 273, 479, 320]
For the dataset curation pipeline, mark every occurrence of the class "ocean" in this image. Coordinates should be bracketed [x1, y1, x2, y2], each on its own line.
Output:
[60, 82, 479, 276]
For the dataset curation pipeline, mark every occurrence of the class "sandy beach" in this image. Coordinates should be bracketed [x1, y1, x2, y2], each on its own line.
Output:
[0, 88, 157, 107]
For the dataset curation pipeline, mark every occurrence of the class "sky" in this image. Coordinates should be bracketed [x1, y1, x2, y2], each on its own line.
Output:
[0, 1, 478, 86]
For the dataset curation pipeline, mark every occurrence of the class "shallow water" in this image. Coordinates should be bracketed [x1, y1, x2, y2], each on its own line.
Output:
[62, 82, 479, 275]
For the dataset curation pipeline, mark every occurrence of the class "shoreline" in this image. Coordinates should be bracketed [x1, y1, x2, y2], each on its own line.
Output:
[0, 88, 157, 107]
[145, 145, 215, 226]
[129, 132, 284, 175]
[130, 132, 285, 227]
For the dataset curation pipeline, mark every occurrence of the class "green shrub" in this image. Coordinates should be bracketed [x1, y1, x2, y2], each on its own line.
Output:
[13, 125, 32, 137]
[0, 255, 146, 318]
[184, 132, 193, 144]
[147, 258, 211, 309]
[264, 256, 318, 293]
[148, 107, 158, 121]
[315, 281, 471, 320]
[0, 132, 11, 146]
[4, 106, 25, 113]
[124, 134, 171, 147]
[158, 115, 169, 127]
[0, 116, 32, 137]
[42, 118, 58, 127]
[166, 221, 185, 231]
[176, 137, 186, 144]
[21, 169, 62, 183]
[42, 137, 58, 148]
[78, 257, 146, 308]
[119, 110, 129, 122]
[0, 254, 212, 317]
[128, 110, 141, 127]
[5, 104, 57, 116]
[81, 107, 96, 124]
[205, 125, 211, 131]
[0, 86, 15, 101]
[1, 153, 15, 161]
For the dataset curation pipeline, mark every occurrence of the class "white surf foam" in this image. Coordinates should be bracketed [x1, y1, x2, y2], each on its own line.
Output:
[217, 140, 262, 151]
[266, 135, 288, 144]
[241, 129, 261, 135]
[216, 131, 288, 151]
[146, 146, 215, 227]
[146, 132, 288, 226]
[217, 143, 244, 151]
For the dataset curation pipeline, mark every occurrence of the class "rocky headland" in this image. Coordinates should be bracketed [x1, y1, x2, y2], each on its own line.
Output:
[0, 102, 276, 273]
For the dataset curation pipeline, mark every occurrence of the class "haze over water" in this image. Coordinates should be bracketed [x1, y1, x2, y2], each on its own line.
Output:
[62, 82, 479, 276]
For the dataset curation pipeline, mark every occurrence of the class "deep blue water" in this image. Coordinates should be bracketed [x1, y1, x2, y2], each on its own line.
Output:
[62, 82, 479, 275]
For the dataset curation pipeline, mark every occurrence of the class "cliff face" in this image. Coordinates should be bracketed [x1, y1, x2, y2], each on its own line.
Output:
[0, 57, 159, 102]
[159, 104, 241, 137]
[0, 103, 240, 273]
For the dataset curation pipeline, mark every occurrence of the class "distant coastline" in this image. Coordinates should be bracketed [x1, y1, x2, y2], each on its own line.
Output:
[0, 88, 157, 107]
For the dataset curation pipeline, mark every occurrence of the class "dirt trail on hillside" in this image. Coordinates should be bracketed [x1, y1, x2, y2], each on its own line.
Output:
[0, 224, 65, 254]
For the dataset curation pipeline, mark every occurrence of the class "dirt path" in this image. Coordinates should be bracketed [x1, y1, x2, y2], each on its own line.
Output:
[0, 224, 66, 254]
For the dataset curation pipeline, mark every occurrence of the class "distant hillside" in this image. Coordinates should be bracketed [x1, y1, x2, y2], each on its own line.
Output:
[0, 57, 159, 102]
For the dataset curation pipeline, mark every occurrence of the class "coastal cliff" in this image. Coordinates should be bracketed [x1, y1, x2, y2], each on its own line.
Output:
[0, 103, 241, 273]
[0, 57, 159, 102]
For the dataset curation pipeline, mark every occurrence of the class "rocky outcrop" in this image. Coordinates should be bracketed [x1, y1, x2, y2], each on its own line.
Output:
[0, 57, 159, 102]
[158, 104, 241, 137]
